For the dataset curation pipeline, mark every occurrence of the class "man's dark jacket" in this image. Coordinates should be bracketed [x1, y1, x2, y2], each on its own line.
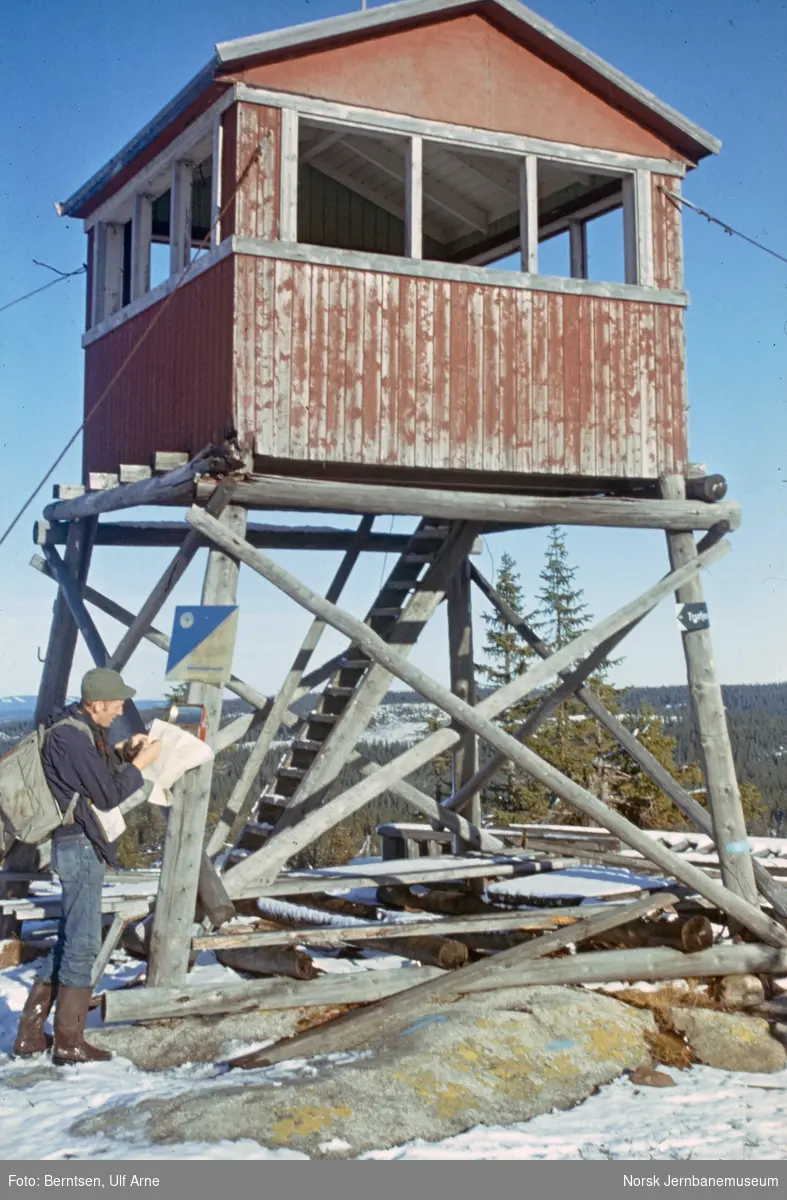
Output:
[42, 704, 144, 865]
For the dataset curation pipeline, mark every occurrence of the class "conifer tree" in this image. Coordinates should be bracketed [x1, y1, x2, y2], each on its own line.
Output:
[476, 551, 538, 814]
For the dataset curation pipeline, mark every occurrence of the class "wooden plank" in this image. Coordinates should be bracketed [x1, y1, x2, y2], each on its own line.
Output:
[205, 515, 375, 857]
[51, 484, 85, 501]
[569, 220, 588, 280]
[118, 465, 153, 484]
[405, 135, 423, 259]
[43, 450, 215, 522]
[519, 156, 538, 273]
[193, 906, 621, 952]
[153, 451, 190, 472]
[636, 169, 655, 287]
[87, 472, 119, 491]
[231, 237, 689, 308]
[230, 892, 679, 1067]
[279, 108, 298, 242]
[193, 513, 786, 949]
[91, 913, 127, 989]
[210, 113, 223, 247]
[661, 474, 760, 910]
[170, 160, 193, 276]
[104, 965, 444, 1024]
[197, 474, 743, 533]
[130, 193, 152, 303]
[147, 505, 246, 986]
[228, 857, 573, 901]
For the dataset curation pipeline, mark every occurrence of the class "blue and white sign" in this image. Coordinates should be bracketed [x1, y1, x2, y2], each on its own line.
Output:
[165, 605, 239, 685]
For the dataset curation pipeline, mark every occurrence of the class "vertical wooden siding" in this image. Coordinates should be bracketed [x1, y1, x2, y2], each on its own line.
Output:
[221, 101, 281, 240]
[652, 174, 684, 291]
[233, 255, 687, 480]
[83, 258, 235, 475]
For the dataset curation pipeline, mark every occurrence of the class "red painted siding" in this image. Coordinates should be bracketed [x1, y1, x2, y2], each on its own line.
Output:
[82, 258, 235, 476]
[233, 254, 687, 481]
[222, 102, 281, 240]
[652, 174, 684, 290]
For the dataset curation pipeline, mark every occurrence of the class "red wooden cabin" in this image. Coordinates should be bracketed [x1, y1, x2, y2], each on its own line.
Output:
[59, 0, 719, 491]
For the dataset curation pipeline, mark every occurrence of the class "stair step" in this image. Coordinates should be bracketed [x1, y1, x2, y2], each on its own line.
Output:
[325, 685, 355, 697]
[293, 739, 322, 752]
[402, 553, 435, 564]
[383, 580, 416, 591]
[278, 766, 307, 780]
[369, 607, 402, 618]
[307, 712, 339, 726]
[339, 657, 371, 669]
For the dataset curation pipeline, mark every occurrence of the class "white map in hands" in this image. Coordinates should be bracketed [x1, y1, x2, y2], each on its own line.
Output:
[140, 718, 215, 807]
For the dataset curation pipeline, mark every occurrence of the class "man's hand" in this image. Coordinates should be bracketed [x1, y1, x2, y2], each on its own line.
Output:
[133, 739, 163, 770]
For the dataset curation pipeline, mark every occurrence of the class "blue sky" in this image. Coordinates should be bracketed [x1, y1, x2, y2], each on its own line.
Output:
[1, 0, 785, 700]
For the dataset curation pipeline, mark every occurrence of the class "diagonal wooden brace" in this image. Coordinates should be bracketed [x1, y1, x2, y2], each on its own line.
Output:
[185, 505, 786, 949]
[469, 563, 787, 923]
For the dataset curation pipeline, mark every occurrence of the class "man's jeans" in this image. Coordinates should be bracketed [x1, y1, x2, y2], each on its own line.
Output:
[37, 833, 105, 989]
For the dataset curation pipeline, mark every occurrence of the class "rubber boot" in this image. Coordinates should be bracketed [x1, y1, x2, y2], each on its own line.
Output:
[13, 981, 55, 1057]
[52, 985, 112, 1066]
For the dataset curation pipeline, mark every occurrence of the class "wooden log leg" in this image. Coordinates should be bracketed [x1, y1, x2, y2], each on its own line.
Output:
[661, 474, 759, 910]
[147, 506, 246, 986]
[34, 518, 97, 725]
[447, 558, 480, 859]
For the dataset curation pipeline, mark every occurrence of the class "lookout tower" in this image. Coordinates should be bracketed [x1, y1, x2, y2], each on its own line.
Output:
[60, 0, 717, 490]
[25, 1, 779, 1004]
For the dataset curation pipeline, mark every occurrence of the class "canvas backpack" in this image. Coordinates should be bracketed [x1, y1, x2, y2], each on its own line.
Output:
[0, 717, 93, 856]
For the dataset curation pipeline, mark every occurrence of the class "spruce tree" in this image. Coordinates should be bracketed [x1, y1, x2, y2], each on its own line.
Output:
[534, 527, 591, 651]
[477, 551, 538, 815]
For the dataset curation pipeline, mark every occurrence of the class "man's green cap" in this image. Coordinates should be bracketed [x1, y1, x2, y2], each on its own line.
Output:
[81, 667, 136, 702]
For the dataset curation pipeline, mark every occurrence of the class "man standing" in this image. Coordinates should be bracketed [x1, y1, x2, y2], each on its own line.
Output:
[13, 668, 161, 1065]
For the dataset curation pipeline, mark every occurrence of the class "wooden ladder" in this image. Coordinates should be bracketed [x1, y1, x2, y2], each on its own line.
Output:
[231, 519, 478, 857]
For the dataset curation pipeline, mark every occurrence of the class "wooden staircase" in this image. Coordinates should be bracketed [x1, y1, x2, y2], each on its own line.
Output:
[229, 518, 478, 862]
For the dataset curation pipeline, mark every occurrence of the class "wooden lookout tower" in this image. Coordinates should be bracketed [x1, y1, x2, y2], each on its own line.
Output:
[26, 0, 787, 1015]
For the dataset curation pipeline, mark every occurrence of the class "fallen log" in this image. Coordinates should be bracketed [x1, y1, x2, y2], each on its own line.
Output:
[103, 964, 444, 1023]
[360, 935, 468, 970]
[376, 885, 492, 916]
[589, 915, 714, 953]
[216, 946, 318, 980]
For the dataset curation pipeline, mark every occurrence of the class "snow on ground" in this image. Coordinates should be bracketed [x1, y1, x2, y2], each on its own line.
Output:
[2, 950, 786, 1161]
[2, 858, 786, 1161]
[362, 1065, 787, 1160]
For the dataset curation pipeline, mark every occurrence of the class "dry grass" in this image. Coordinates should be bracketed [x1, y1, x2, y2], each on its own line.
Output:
[602, 982, 725, 1070]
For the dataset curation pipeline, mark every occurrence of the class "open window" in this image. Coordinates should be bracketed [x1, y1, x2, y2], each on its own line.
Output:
[89, 148, 214, 328]
[296, 119, 409, 257]
[286, 112, 648, 290]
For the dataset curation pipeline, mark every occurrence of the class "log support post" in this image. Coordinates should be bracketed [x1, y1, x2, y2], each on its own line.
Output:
[447, 557, 480, 855]
[661, 474, 759, 911]
[147, 505, 246, 986]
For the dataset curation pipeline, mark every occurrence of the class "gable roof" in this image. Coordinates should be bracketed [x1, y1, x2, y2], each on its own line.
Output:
[59, 0, 719, 220]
